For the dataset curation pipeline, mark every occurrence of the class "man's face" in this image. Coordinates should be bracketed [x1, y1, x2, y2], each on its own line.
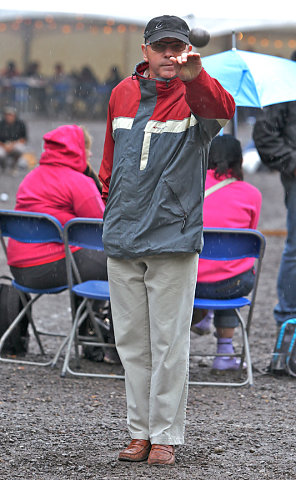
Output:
[141, 37, 191, 79]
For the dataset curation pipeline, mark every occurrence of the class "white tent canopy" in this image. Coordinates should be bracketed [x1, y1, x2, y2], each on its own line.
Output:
[1, 0, 296, 36]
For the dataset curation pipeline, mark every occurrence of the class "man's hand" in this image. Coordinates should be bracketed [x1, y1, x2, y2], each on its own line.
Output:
[170, 52, 202, 82]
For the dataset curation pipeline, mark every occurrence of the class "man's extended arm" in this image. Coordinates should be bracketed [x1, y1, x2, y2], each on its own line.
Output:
[184, 68, 235, 123]
[171, 51, 235, 122]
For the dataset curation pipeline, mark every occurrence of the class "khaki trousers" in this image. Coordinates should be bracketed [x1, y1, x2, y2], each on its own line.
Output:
[107, 252, 198, 445]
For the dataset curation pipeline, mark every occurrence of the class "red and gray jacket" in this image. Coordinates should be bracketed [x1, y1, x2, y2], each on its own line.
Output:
[99, 61, 235, 259]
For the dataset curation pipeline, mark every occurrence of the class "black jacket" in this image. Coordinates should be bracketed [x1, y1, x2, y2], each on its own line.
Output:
[0, 118, 27, 144]
[253, 101, 296, 179]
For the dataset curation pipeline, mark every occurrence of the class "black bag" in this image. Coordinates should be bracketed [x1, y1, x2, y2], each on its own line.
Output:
[270, 319, 296, 376]
[0, 275, 30, 355]
[78, 300, 112, 362]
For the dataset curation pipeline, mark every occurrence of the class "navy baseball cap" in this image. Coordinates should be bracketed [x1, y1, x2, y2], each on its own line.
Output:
[144, 15, 190, 44]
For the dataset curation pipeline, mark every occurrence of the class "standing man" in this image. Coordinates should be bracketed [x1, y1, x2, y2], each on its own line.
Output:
[0, 106, 27, 174]
[253, 98, 296, 327]
[99, 15, 235, 466]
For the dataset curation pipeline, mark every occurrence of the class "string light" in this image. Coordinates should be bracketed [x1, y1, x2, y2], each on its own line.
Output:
[274, 39, 283, 48]
[45, 16, 54, 24]
[260, 38, 269, 47]
[288, 39, 296, 49]
[117, 24, 126, 33]
[62, 25, 72, 34]
[103, 25, 112, 34]
[0, 15, 295, 61]
[247, 35, 256, 45]
[75, 22, 84, 31]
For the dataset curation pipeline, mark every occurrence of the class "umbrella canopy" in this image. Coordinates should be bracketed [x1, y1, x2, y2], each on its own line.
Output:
[202, 49, 296, 108]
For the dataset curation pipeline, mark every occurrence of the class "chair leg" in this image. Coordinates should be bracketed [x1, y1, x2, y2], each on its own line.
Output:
[50, 335, 70, 368]
[189, 309, 252, 388]
[18, 292, 46, 355]
[0, 292, 72, 368]
[60, 298, 125, 380]
[74, 305, 90, 369]
[0, 304, 53, 367]
[61, 298, 87, 377]
[236, 311, 253, 386]
[27, 305, 46, 355]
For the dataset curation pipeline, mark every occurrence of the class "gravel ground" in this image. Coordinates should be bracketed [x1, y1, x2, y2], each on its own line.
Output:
[1, 117, 295, 480]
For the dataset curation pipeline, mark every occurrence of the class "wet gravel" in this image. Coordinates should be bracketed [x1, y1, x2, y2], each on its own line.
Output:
[0, 117, 295, 480]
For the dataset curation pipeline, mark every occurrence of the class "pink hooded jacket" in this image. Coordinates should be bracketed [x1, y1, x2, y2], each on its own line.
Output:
[7, 125, 105, 267]
[197, 169, 262, 283]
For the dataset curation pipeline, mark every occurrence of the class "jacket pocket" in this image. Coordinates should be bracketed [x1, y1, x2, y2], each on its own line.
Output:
[164, 180, 188, 233]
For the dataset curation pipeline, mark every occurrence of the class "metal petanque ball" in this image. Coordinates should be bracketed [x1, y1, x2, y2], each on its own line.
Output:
[189, 28, 211, 48]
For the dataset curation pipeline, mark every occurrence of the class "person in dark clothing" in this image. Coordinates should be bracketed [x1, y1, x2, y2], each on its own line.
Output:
[253, 52, 296, 326]
[0, 106, 27, 172]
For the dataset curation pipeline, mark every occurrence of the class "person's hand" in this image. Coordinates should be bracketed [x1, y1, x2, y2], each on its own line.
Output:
[170, 52, 202, 82]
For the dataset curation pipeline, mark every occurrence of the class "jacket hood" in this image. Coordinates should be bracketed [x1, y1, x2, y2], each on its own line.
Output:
[40, 124, 87, 172]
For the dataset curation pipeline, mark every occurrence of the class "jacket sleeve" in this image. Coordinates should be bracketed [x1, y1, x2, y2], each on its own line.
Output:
[253, 102, 296, 176]
[99, 101, 115, 204]
[184, 68, 235, 126]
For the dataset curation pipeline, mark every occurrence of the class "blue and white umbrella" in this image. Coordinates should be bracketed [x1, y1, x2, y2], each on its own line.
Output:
[202, 48, 296, 108]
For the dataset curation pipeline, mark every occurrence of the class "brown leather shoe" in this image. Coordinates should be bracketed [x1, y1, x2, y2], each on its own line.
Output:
[118, 439, 151, 462]
[148, 444, 175, 466]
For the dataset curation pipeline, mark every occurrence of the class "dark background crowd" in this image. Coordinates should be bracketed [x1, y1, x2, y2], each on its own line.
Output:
[0, 60, 122, 119]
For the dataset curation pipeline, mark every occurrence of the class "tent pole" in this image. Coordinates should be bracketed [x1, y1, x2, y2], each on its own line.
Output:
[232, 109, 238, 137]
[232, 30, 236, 50]
[231, 30, 238, 137]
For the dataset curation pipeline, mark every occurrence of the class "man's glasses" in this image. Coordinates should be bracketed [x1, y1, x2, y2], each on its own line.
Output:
[146, 41, 187, 53]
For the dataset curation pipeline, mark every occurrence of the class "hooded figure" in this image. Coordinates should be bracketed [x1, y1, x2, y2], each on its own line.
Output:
[7, 124, 105, 284]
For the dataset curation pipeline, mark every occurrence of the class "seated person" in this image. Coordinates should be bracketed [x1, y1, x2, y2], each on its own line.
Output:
[6, 124, 118, 363]
[0, 106, 27, 173]
[194, 134, 262, 371]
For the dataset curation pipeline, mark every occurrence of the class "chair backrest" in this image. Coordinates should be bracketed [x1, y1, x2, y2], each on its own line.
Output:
[64, 217, 104, 250]
[0, 210, 64, 246]
[200, 227, 266, 336]
[63, 218, 104, 290]
[200, 228, 265, 261]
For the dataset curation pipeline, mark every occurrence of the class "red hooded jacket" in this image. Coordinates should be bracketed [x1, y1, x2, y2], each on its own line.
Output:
[7, 124, 104, 267]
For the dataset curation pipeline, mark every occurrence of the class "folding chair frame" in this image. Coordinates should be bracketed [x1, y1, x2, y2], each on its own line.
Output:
[61, 217, 124, 380]
[190, 228, 266, 388]
[0, 210, 69, 367]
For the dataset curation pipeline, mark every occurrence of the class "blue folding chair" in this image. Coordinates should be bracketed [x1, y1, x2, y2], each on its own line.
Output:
[190, 228, 266, 387]
[61, 217, 124, 379]
[0, 210, 69, 367]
